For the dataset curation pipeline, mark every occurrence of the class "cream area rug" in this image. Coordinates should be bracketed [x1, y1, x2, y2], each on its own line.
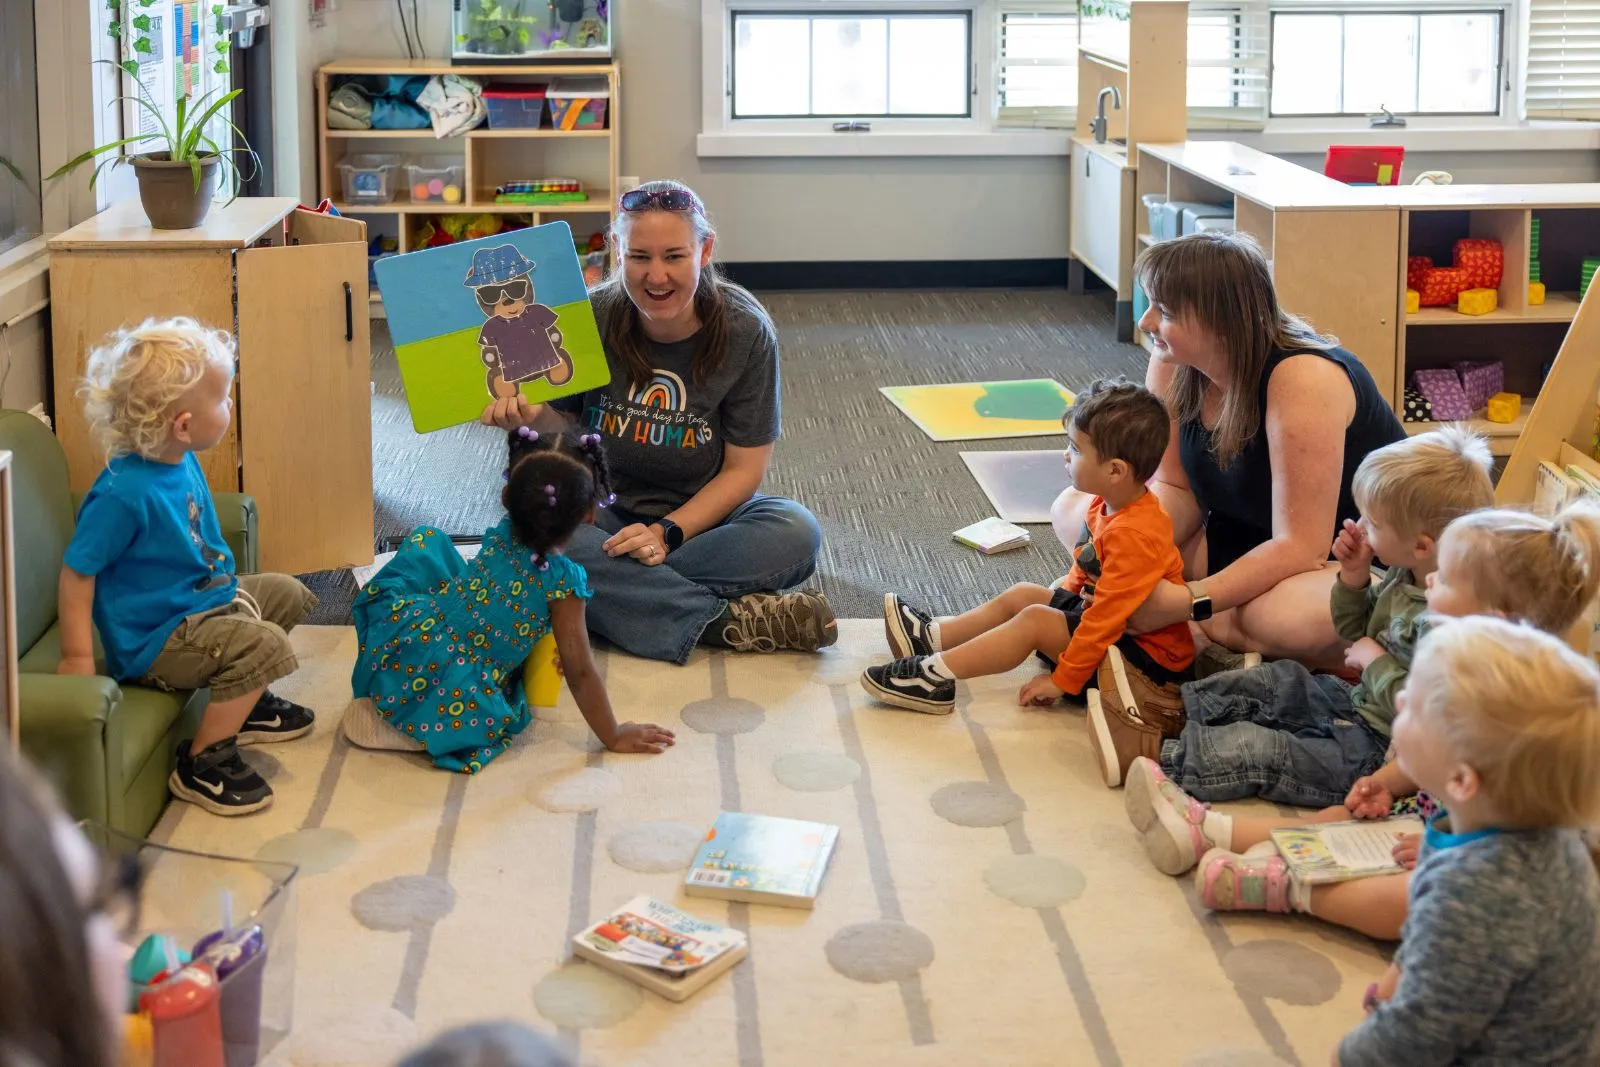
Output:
[151, 623, 1387, 1067]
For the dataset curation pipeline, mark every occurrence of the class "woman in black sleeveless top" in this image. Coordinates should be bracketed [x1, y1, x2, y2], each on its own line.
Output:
[1049, 231, 1404, 665]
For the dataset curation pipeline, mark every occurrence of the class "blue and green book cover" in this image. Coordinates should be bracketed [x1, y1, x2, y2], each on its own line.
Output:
[684, 811, 840, 909]
[375, 221, 610, 433]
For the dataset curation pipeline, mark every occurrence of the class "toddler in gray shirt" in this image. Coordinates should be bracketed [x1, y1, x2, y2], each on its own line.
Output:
[1338, 616, 1600, 1067]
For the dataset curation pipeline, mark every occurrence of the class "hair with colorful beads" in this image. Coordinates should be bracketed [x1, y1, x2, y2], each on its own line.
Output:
[502, 427, 615, 559]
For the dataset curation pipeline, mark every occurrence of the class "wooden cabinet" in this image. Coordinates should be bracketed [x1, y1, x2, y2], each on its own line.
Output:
[48, 198, 375, 575]
[1070, 140, 1135, 309]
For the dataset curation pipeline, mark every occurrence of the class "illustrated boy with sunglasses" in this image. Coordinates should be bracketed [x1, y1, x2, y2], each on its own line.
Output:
[466, 244, 575, 400]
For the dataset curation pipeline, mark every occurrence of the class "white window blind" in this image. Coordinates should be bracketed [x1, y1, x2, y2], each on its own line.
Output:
[1188, 0, 1270, 130]
[1527, 0, 1600, 119]
[997, 1, 1080, 129]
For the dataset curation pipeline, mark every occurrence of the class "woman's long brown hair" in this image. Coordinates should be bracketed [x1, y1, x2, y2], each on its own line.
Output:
[593, 179, 768, 392]
[1135, 230, 1337, 468]
[0, 752, 114, 1067]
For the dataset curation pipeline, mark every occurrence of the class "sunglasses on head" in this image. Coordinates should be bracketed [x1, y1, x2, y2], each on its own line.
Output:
[618, 187, 704, 216]
[478, 278, 530, 304]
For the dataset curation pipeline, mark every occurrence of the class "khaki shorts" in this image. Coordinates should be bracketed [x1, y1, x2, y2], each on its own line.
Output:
[142, 573, 318, 702]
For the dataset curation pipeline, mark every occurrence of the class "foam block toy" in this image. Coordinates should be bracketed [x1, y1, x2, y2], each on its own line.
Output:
[1419, 266, 1468, 307]
[1405, 289, 1420, 314]
[1457, 288, 1498, 316]
[1486, 392, 1521, 424]
[1407, 256, 1433, 292]
[1530, 281, 1546, 305]
[1412, 368, 1473, 420]
[1453, 238, 1503, 289]
[1453, 360, 1504, 410]
[1403, 387, 1434, 424]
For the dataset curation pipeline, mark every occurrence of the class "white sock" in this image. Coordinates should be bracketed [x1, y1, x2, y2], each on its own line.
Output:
[1289, 874, 1314, 913]
[926, 653, 957, 681]
[928, 619, 944, 653]
[1203, 809, 1234, 849]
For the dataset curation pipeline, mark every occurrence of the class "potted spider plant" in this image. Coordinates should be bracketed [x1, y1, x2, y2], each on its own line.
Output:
[48, 60, 255, 230]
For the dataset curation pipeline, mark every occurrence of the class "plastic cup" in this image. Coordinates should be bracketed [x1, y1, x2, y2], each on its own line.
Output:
[193, 924, 267, 1067]
[140, 959, 224, 1067]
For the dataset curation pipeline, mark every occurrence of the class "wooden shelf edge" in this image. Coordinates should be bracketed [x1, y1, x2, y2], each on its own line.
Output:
[1406, 293, 1582, 327]
[331, 196, 612, 216]
[1404, 402, 1531, 456]
[320, 59, 618, 77]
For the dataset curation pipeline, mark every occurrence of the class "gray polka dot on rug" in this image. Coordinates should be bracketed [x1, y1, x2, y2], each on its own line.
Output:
[825, 920, 936, 983]
[983, 853, 1086, 907]
[930, 781, 1026, 827]
[1223, 939, 1342, 1006]
[289, 1004, 417, 1066]
[773, 749, 861, 792]
[350, 875, 456, 932]
[681, 696, 766, 735]
[255, 827, 358, 876]
[607, 821, 704, 873]
[1184, 1049, 1294, 1067]
[529, 767, 621, 812]
[533, 964, 642, 1028]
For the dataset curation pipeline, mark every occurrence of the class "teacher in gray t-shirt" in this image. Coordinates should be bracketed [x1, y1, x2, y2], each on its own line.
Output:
[482, 180, 835, 665]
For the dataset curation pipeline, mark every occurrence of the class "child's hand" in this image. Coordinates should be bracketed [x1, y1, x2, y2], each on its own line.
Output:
[56, 655, 96, 677]
[1332, 518, 1375, 587]
[1343, 637, 1386, 673]
[605, 722, 676, 754]
[1364, 963, 1402, 1014]
[480, 394, 544, 429]
[1391, 833, 1421, 870]
[1018, 674, 1065, 707]
[1344, 775, 1394, 819]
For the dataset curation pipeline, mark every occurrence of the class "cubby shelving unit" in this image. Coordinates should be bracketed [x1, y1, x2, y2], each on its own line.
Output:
[315, 59, 620, 309]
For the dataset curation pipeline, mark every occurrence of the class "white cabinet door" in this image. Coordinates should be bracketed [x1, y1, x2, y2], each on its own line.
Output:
[1070, 146, 1127, 290]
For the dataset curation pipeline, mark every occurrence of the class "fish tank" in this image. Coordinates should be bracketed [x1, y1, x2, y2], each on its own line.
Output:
[453, 0, 611, 62]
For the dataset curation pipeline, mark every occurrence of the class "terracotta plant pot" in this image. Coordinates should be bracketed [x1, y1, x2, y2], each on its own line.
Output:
[131, 152, 220, 229]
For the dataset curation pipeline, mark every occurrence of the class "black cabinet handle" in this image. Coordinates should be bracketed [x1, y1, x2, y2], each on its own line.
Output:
[343, 281, 353, 342]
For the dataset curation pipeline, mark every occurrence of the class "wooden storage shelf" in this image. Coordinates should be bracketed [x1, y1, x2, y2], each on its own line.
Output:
[1404, 402, 1530, 457]
[317, 58, 620, 287]
[1406, 295, 1583, 326]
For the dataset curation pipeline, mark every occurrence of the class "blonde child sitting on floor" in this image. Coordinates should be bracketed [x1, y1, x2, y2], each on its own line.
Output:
[1126, 501, 1600, 941]
[862, 378, 1195, 717]
[56, 318, 319, 816]
[1334, 617, 1600, 1066]
[1088, 426, 1494, 792]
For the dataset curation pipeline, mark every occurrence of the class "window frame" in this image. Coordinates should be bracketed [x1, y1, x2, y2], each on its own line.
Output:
[1266, 4, 1509, 120]
[728, 8, 977, 121]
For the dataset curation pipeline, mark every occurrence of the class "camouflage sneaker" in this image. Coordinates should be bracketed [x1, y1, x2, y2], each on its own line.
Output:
[719, 590, 838, 653]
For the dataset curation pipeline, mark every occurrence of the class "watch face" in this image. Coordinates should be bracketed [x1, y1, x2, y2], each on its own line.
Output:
[1192, 598, 1213, 622]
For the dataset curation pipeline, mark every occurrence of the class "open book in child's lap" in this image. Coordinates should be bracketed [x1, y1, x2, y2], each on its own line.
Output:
[375, 221, 611, 432]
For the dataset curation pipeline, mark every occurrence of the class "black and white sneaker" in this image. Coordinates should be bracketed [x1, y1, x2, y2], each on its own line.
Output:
[236, 690, 316, 746]
[861, 656, 956, 715]
[169, 737, 273, 816]
[883, 593, 937, 659]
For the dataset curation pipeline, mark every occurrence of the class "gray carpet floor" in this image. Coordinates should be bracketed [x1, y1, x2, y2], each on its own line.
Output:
[300, 289, 1146, 624]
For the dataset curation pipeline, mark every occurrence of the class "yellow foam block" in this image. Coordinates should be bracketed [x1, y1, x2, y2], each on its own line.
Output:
[1405, 288, 1420, 314]
[1457, 287, 1498, 315]
[1486, 391, 1521, 423]
[522, 632, 562, 706]
[1530, 281, 1546, 305]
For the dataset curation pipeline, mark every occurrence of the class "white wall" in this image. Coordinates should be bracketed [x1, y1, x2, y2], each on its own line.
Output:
[271, 0, 340, 200]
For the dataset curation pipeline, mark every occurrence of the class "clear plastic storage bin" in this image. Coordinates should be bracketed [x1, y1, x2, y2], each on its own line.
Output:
[403, 162, 466, 204]
[337, 154, 402, 204]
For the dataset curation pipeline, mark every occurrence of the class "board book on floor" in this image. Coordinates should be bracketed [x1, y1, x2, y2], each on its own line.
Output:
[685, 812, 840, 909]
[374, 221, 610, 433]
[1270, 817, 1424, 884]
[572, 896, 748, 1002]
[880, 380, 1074, 442]
[959, 449, 1070, 523]
[953, 517, 1031, 554]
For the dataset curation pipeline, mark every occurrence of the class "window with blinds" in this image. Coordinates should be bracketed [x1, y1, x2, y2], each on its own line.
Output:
[997, 2, 1080, 129]
[1526, 0, 1600, 119]
[1188, 1, 1271, 130]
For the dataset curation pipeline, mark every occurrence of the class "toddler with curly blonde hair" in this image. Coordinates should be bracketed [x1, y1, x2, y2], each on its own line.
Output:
[59, 317, 318, 816]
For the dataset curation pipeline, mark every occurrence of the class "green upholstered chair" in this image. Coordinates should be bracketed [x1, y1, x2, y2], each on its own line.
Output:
[3, 410, 257, 836]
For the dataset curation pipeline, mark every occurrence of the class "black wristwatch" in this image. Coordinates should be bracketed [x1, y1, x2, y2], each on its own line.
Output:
[653, 518, 685, 553]
[1186, 581, 1214, 622]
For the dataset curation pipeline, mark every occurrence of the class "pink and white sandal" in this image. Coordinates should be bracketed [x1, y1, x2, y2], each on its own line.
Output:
[1194, 845, 1294, 913]
[1124, 756, 1216, 875]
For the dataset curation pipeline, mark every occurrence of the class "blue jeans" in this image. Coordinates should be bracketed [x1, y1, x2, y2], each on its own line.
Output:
[1158, 659, 1390, 808]
[564, 494, 822, 665]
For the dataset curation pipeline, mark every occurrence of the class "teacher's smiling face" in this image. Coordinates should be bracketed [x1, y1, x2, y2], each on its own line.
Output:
[618, 211, 716, 341]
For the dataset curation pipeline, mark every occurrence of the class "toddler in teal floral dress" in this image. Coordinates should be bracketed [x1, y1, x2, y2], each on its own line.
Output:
[348, 428, 675, 772]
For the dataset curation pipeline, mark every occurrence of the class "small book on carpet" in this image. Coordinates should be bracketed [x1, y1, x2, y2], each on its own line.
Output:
[685, 811, 840, 909]
[1271, 817, 1424, 884]
[953, 517, 1031, 555]
[572, 896, 747, 1002]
